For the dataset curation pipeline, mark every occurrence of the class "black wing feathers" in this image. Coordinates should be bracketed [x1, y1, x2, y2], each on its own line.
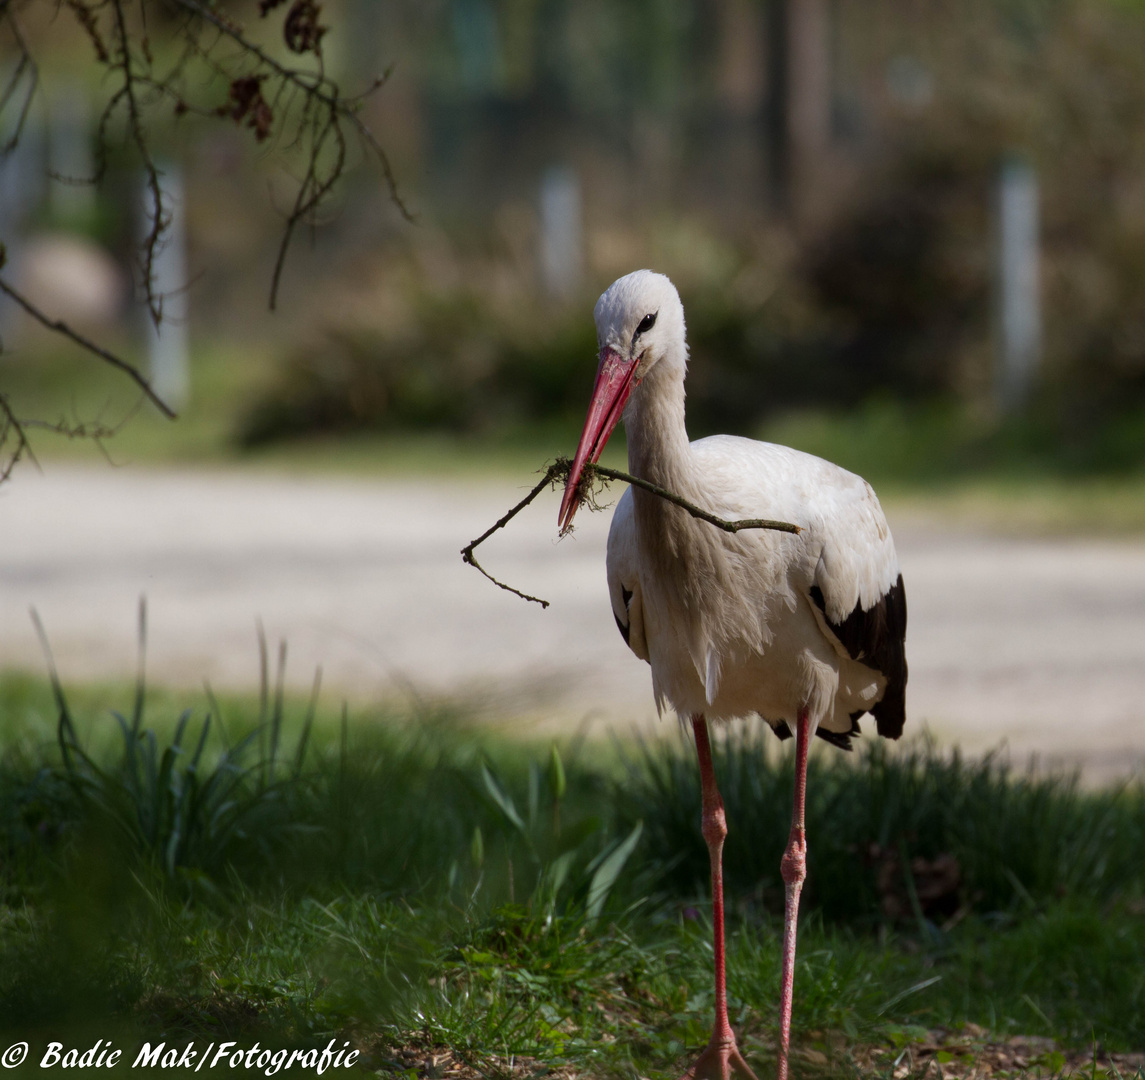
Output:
[768, 715, 860, 751]
[810, 573, 908, 740]
[614, 586, 633, 645]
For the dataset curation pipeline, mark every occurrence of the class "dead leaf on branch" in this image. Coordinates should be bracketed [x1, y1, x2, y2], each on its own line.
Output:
[218, 76, 273, 142]
[283, 0, 327, 55]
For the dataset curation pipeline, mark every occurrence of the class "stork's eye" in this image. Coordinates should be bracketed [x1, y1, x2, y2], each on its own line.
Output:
[636, 312, 657, 336]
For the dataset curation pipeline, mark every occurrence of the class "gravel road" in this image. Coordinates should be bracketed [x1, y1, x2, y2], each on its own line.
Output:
[2, 466, 1143, 779]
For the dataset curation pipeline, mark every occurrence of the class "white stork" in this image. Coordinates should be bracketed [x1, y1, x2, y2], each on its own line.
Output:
[558, 270, 907, 1080]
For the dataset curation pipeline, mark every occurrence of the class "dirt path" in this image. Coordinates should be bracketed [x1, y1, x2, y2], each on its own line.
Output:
[2, 465, 1143, 778]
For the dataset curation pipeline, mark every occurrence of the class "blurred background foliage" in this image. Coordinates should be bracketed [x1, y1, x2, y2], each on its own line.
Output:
[4, 0, 1145, 474]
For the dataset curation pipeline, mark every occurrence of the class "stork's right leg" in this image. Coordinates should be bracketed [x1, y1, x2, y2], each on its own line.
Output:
[680, 715, 759, 1080]
[776, 707, 811, 1080]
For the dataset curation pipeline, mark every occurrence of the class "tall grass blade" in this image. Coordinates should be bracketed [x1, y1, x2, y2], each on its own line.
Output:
[586, 820, 643, 921]
[269, 640, 287, 785]
[132, 597, 147, 736]
[190, 715, 211, 771]
[30, 608, 79, 768]
[876, 975, 942, 1016]
[481, 763, 526, 834]
[257, 620, 269, 725]
[295, 668, 320, 777]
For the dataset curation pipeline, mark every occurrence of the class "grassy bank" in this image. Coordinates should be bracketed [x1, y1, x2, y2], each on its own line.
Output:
[1, 671, 1143, 1077]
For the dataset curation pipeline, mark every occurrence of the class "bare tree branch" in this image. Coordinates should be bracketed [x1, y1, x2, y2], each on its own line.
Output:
[110, 0, 167, 326]
[0, 0, 408, 479]
[0, 392, 30, 483]
[267, 99, 344, 309]
[45, 0, 409, 317]
[0, 9, 39, 156]
[65, 0, 110, 63]
[163, 0, 413, 306]
[0, 272, 176, 419]
[461, 467, 563, 608]
[586, 464, 802, 537]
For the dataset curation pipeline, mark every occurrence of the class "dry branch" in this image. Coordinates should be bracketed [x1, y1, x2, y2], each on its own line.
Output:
[46, 0, 410, 317]
[0, 0, 414, 483]
[587, 463, 802, 537]
[460, 458, 801, 608]
[0, 392, 28, 483]
[164, 0, 413, 308]
[0, 11, 37, 155]
[0, 273, 176, 419]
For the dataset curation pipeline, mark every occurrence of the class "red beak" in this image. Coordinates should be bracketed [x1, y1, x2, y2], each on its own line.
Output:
[559, 346, 639, 534]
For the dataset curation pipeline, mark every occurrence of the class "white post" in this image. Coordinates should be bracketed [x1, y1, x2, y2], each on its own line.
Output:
[539, 165, 582, 300]
[140, 160, 190, 411]
[995, 156, 1041, 413]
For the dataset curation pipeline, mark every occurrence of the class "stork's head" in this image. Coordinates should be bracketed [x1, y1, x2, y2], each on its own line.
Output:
[559, 270, 686, 533]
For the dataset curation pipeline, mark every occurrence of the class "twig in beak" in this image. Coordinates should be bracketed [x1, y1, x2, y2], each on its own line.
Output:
[460, 459, 801, 608]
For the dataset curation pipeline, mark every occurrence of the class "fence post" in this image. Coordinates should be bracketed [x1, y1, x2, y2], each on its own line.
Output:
[140, 160, 190, 411]
[539, 165, 582, 300]
[995, 155, 1041, 413]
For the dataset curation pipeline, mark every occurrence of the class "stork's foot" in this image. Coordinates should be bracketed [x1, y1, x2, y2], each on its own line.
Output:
[680, 1034, 760, 1080]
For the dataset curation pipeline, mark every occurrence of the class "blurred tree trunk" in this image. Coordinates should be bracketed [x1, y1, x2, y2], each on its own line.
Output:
[767, 0, 832, 224]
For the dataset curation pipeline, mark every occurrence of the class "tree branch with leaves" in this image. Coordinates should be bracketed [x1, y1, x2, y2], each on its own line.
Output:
[0, 0, 407, 479]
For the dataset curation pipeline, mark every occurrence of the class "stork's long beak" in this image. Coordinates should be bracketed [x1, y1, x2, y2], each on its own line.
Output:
[559, 345, 639, 534]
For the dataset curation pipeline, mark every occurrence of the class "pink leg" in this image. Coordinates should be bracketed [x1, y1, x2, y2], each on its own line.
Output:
[681, 716, 759, 1080]
[776, 708, 811, 1080]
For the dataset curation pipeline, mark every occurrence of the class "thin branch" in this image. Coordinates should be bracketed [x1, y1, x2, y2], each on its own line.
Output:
[267, 102, 344, 309]
[461, 466, 562, 609]
[52, 0, 409, 315]
[162, 0, 412, 306]
[18, 416, 122, 440]
[0, 392, 29, 482]
[111, 0, 166, 326]
[0, 12, 39, 156]
[167, 0, 413, 195]
[0, 0, 409, 486]
[169, 0, 337, 109]
[460, 458, 802, 607]
[588, 464, 802, 536]
[0, 274, 176, 419]
[343, 99, 414, 221]
[92, 84, 129, 185]
[65, 0, 110, 63]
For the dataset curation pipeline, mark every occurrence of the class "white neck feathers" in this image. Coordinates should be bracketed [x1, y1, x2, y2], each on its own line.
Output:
[624, 342, 693, 495]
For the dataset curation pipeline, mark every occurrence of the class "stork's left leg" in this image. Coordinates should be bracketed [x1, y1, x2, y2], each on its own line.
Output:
[776, 707, 811, 1080]
[680, 716, 760, 1080]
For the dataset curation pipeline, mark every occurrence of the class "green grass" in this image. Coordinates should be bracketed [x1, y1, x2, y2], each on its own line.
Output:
[620, 727, 1145, 922]
[1, 669, 1144, 1077]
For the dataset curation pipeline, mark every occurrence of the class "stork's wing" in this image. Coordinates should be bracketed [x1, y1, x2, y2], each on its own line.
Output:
[694, 436, 908, 738]
[605, 489, 648, 662]
[803, 463, 907, 739]
[810, 574, 907, 737]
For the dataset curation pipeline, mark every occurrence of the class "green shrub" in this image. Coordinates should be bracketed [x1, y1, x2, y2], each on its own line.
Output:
[618, 729, 1145, 924]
